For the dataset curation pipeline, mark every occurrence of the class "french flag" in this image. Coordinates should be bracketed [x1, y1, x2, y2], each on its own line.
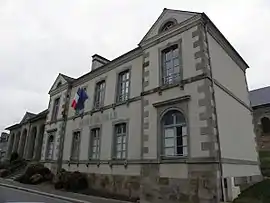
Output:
[71, 88, 88, 110]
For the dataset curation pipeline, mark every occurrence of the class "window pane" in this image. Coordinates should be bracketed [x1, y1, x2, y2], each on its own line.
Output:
[117, 144, 122, 151]
[173, 58, 179, 66]
[176, 113, 184, 124]
[183, 136, 187, 146]
[122, 143, 126, 150]
[122, 125, 126, 133]
[122, 136, 126, 143]
[164, 138, 174, 147]
[173, 48, 179, 57]
[164, 115, 174, 125]
[164, 128, 174, 138]
[122, 151, 126, 159]
[165, 148, 174, 156]
[117, 136, 122, 144]
[116, 152, 121, 159]
[183, 147, 188, 156]
[177, 146, 183, 155]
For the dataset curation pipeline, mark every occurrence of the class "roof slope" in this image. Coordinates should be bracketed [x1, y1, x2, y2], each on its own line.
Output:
[249, 86, 270, 107]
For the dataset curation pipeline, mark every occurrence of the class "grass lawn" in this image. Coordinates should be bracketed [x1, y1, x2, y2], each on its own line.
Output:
[233, 179, 270, 203]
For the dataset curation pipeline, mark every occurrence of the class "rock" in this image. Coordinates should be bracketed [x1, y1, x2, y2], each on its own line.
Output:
[30, 173, 43, 184]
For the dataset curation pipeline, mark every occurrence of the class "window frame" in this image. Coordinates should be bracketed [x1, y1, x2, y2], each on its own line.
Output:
[161, 110, 188, 158]
[89, 126, 102, 160]
[93, 80, 106, 109]
[155, 104, 190, 161]
[45, 133, 55, 160]
[51, 97, 60, 121]
[158, 39, 183, 87]
[70, 130, 81, 161]
[116, 68, 131, 103]
[112, 120, 129, 160]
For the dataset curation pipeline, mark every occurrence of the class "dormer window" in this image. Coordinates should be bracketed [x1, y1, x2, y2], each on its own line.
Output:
[159, 20, 177, 33]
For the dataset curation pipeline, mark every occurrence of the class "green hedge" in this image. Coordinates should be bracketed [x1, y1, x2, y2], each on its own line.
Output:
[258, 151, 270, 158]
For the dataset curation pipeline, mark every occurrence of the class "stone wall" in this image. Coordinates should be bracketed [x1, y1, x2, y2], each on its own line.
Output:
[140, 164, 219, 203]
[86, 173, 140, 199]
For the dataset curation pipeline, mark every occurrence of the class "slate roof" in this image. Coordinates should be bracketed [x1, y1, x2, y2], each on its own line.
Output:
[249, 86, 270, 107]
[5, 109, 48, 130]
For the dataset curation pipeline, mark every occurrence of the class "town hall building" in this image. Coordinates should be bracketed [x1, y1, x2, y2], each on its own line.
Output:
[5, 9, 261, 203]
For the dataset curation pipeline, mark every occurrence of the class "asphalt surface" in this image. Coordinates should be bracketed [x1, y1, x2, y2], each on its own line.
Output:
[0, 185, 72, 203]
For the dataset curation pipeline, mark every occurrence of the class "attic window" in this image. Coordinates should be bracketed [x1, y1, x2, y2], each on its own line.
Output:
[56, 81, 62, 88]
[160, 21, 176, 33]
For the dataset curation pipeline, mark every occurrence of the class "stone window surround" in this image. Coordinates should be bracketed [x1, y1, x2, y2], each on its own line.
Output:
[158, 39, 183, 87]
[92, 76, 107, 110]
[45, 132, 56, 161]
[88, 124, 102, 160]
[153, 96, 190, 161]
[115, 66, 132, 104]
[111, 119, 129, 160]
[69, 129, 82, 161]
[51, 96, 61, 122]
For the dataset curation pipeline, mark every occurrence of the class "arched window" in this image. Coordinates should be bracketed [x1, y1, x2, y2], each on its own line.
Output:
[56, 81, 62, 88]
[161, 110, 187, 157]
[261, 117, 270, 134]
[160, 20, 176, 33]
[46, 134, 55, 160]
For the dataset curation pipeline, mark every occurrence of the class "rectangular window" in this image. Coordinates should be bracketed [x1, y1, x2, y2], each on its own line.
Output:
[114, 123, 127, 159]
[46, 134, 55, 160]
[117, 70, 130, 102]
[161, 44, 180, 85]
[70, 131, 81, 161]
[89, 128, 101, 159]
[94, 81, 106, 109]
[51, 97, 60, 121]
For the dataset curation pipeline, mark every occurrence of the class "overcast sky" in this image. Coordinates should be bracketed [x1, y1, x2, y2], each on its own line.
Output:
[0, 0, 269, 132]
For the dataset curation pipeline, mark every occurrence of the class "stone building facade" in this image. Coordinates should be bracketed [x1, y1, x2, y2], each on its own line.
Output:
[0, 132, 9, 160]
[5, 110, 46, 161]
[4, 8, 261, 203]
[250, 86, 270, 176]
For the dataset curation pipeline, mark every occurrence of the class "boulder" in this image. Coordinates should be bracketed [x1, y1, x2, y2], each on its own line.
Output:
[30, 173, 43, 184]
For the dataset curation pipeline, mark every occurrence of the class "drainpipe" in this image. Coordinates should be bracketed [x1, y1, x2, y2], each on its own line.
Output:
[203, 18, 225, 201]
[56, 84, 72, 173]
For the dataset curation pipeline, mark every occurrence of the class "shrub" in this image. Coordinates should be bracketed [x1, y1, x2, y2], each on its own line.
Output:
[0, 161, 9, 170]
[54, 170, 88, 191]
[14, 163, 52, 185]
[10, 152, 19, 163]
[0, 169, 9, 177]
[14, 174, 31, 184]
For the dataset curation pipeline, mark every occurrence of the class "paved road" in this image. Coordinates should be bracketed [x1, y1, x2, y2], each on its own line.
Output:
[0, 185, 72, 203]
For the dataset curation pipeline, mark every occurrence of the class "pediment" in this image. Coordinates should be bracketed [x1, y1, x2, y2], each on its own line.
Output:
[140, 9, 199, 44]
[20, 112, 36, 124]
[48, 73, 74, 93]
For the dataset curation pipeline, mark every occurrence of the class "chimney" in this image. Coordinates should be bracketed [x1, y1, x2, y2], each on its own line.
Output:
[91, 54, 110, 71]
